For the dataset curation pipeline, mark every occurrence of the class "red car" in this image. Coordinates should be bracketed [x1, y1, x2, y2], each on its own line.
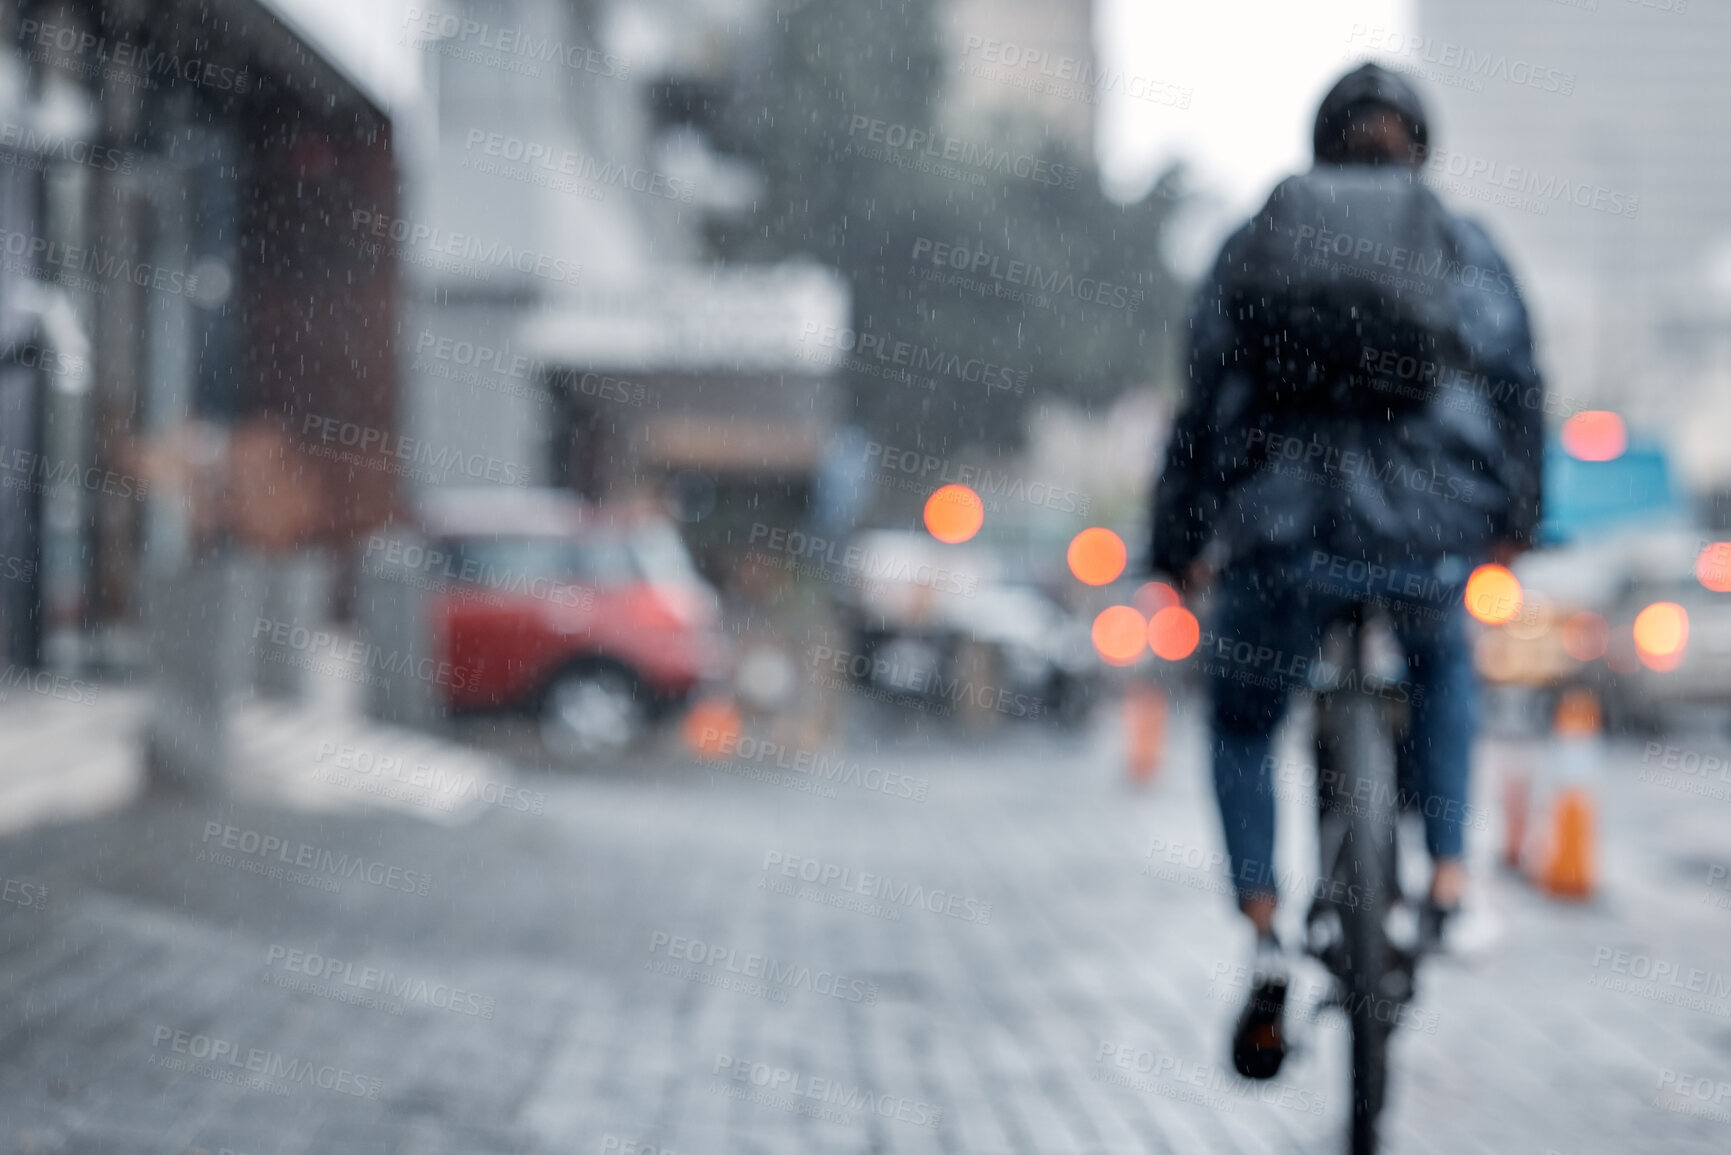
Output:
[416, 489, 726, 755]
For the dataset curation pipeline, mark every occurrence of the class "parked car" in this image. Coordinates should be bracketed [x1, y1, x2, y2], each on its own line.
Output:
[1475, 432, 1704, 730]
[835, 529, 1096, 724]
[1599, 564, 1731, 732]
[416, 489, 726, 756]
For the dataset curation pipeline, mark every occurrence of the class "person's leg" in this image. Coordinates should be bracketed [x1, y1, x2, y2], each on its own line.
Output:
[1212, 726, 1280, 932]
[1395, 600, 1477, 908]
[1209, 556, 1335, 1082]
[1208, 560, 1313, 930]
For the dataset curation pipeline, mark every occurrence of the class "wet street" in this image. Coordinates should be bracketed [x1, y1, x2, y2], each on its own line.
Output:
[3, 687, 1729, 1155]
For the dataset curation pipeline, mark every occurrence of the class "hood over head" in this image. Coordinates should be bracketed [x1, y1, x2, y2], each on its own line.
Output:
[1313, 62, 1430, 165]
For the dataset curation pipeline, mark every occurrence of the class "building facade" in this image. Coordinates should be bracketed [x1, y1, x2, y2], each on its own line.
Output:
[0, 0, 409, 678]
[1409, 0, 1731, 492]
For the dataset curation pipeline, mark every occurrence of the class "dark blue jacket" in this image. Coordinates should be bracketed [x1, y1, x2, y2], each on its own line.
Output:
[1150, 198, 1544, 576]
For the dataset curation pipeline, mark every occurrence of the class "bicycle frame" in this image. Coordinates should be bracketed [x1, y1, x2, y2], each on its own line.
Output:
[1307, 605, 1413, 1155]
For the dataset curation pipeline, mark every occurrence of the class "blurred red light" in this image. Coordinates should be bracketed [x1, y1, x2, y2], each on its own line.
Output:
[1092, 606, 1148, 666]
[1133, 581, 1181, 616]
[1696, 542, 1731, 593]
[1465, 564, 1523, 625]
[1148, 606, 1200, 661]
[1068, 528, 1127, 586]
[1560, 411, 1627, 462]
[1633, 601, 1688, 671]
[924, 485, 983, 543]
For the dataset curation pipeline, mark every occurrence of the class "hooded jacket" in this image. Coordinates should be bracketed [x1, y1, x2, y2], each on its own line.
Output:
[1149, 65, 1544, 576]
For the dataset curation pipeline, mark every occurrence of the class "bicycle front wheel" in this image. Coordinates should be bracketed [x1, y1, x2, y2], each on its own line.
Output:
[1338, 694, 1397, 1155]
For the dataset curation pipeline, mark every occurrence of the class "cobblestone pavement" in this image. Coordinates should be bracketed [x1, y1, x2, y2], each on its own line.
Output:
[2, 691, 1730, 1154]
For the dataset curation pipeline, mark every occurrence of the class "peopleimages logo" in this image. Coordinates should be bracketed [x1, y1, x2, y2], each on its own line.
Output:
[149, 1026, 383, 1100]
[760, 850, 993, 924]
[1245, 427, 1478, 507]
[1290, 223, 1525, 301]
[249, 616, 477, 693]
[1, 875, 48, 911]
[646, 932, 879, 1005]
[0, 120, 134, 172]
[413, 330, 647, 408]
[349, 210, 583, 286]
[1307, 550, 1464, 611]
[1355, 344, 1583, 419]
[314, 740, 547, 816]
[698, 730, 930, 803]
[1197, 623, 1425, 706]
[1654, 1067, 1731, 1124]
[0, 341, 83, 378]
[18, 21, 250, 94]
[362, 536, 588, 609]
[462, 130, 694, 203]
[0, 226, 195, 300]
[958, 36, 1192, 109]
[403, 7, 631, 79]
[1094, 1041, 1329, 1115]
[911, 238, 1144, 311]
[1346, 26, 1577, 96]
[866, 440, 1089, 516]
[1426, 148, 1640, 219]
[844, 115, 1080, 189]
[710, 1053, 944, 1130]
[748, 522, 978, 597]
[263, 943, 496, 1019]
[800, 322, 1028, 395]
[302, 414, 530, 487]
[1639, 741, 1731, 803]
[0, 444, 148, 503]
[1588, 946, 1731, 1015]
[0, 662, 98, 707]
[808, 643, 1045, 719]
[200, 821, 434, 897]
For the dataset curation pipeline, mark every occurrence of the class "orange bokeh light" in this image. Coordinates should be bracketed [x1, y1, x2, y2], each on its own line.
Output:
[1092, 606, 1149, 666]
[1560, 410, 1628, 462]
[1148, 606, 1201, 661]
[1633, 601, 1688, 671]
[1465, 564, 1523, 625]
[1560, 611, 1609, 662]
[1133, 581, 1181, 616]
[1696, 542, 1731, 593]
[1068, 528, 1128, 586]
[681, 697, 742, 758]
[923, 484, 984, 543]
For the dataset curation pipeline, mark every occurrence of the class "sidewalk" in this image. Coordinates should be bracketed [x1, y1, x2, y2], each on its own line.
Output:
[0, 647, 524, 836]
[0, 685, 146, 837]
[0, 685, 1728, 1153]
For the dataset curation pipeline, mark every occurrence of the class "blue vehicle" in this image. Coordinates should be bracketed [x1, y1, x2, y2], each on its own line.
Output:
[1539, 434, 1688, 546]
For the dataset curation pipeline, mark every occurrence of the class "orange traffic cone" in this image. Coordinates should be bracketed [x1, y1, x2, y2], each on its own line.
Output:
[682, 696, 743, 759]
[1531, 688, 1600, 900]
[1540, 790, 1596, 898]
[1125, 682, 1168, 784]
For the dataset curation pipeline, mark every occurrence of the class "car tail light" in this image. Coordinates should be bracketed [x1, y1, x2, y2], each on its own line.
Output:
[1633, 602, 1688, 672]
[1465, 564, 1522, 625]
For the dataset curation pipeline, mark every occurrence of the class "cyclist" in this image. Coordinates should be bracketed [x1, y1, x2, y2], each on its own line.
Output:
[1148, 63, 1543, 1079]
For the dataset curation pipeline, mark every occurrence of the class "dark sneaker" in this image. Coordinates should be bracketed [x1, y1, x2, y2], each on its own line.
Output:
[1231, 938, 1289, 1080]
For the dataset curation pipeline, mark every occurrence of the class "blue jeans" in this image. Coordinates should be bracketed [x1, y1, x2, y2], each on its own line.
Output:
[1204, 549, 1478, 904]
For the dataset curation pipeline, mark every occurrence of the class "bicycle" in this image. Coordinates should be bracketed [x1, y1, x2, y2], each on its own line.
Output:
[1303, 604, 1425, 1155]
